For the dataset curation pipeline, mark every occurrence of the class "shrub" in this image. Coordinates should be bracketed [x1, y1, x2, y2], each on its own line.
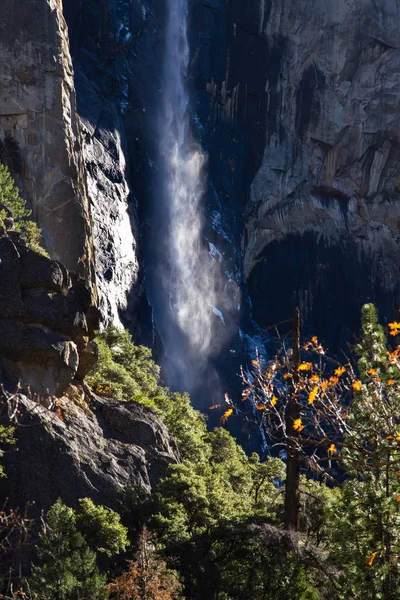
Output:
[0, 164, 47, 256]
[86, 326, 163, 402]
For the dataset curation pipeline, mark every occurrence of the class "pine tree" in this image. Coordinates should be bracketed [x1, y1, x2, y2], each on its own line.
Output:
[77, 497, 129, 557]
[31, 500, 107, 600]
[356, 303, 389, 381]
[331, 304, 400, 599]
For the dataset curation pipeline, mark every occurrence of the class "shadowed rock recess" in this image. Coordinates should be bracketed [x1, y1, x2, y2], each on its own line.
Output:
[191, 0, 400, 346]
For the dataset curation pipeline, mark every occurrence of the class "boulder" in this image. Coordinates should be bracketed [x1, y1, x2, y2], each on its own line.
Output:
[0, 389, 179, 515]
[0, 231, 99, 395]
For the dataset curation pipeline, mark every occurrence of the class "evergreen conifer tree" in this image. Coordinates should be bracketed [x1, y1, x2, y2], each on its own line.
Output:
[31, 500, 106, 600]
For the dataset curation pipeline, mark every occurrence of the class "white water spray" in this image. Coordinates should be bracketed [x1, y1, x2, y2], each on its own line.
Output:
[152, 0, 239, 394]
[160, 1, 219, 350]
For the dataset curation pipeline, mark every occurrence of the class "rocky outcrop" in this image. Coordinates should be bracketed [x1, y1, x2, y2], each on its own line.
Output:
[1, 387, 178, 514]
[0, 0, 95, 289]
[0, 230, 99, 396]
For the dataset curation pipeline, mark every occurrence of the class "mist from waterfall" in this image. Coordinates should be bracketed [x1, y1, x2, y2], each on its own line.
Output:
[152, 0, 237, 395]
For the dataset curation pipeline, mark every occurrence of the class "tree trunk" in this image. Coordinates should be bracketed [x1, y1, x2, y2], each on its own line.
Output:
[284, 307, 301, 531]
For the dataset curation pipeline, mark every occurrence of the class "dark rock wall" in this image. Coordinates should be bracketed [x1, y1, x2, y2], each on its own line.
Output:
[191, 0, 400, 345]
[62, 0, 400, 353]
[63, 0, 168, 331]
[1, 391, 178, 516]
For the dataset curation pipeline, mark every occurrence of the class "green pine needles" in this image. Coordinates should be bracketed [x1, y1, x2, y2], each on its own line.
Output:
[0, 163, 48, 256]
[31, 499, 129, 600]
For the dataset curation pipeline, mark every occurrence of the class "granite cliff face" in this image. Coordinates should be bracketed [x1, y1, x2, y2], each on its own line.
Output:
[1, 389, 178, 515]
[1, 0, 399, 386]
[60, 0, 400, 359]
[0, 0, 95, 289]
[191, 0, 400, 348]
[0, 228, 99, 396]
[62, 0, 156, 329]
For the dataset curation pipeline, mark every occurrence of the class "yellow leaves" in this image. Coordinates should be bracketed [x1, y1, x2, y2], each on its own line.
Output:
[396, 432, 400, 442]
[367, 368, 378, 377]
[90, 380, 113, 396]
[389, 322, 400, 336]
[257, 404, 266, 411]
[387, 348, 400, 364]
[334, 366, 346, 377]
[221, 408, 233, 424]
[328, 443, 337, 455]
[283, 373, 293, 380]
[308, 387, 319, 405]
[320, 380, 329, 392]
[271, 396, 278, 406]
[303, 336, 325, 354]
[396, 494, 400, 502]
[251, 360, 259, 367]
[388, 379, 396, 386]
[293, 418, 305, 432]
[310, 374, 320, 383]
[329, 376, 339, 387]
[298, 362, 312, 372]
[352, 380, 362, 392]
[365, 552, 378, 566]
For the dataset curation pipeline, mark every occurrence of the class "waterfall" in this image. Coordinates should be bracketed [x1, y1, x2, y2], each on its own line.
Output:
[162, 0, 210, 355]
[149, 0, 236, 395]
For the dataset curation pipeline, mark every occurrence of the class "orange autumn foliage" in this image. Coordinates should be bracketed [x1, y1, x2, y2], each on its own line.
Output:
[108, 528, 180, 600]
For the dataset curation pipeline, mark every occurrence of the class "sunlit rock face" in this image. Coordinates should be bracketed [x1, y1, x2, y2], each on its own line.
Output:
[191, 0, 400, 344]
[62, 0, 146, 327]
[0, 0, 95, 289]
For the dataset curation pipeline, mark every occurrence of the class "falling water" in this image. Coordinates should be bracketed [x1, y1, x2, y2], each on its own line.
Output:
[152, 0, 236, 394]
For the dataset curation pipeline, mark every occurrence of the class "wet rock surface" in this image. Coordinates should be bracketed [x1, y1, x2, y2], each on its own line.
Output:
[0, 231, 99, 395]
[62, 0, 157, 328]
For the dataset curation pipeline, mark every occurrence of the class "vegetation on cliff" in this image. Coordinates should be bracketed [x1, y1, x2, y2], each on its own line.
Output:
[0, 164, 47, 256]
[3, 305, 400, 599]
